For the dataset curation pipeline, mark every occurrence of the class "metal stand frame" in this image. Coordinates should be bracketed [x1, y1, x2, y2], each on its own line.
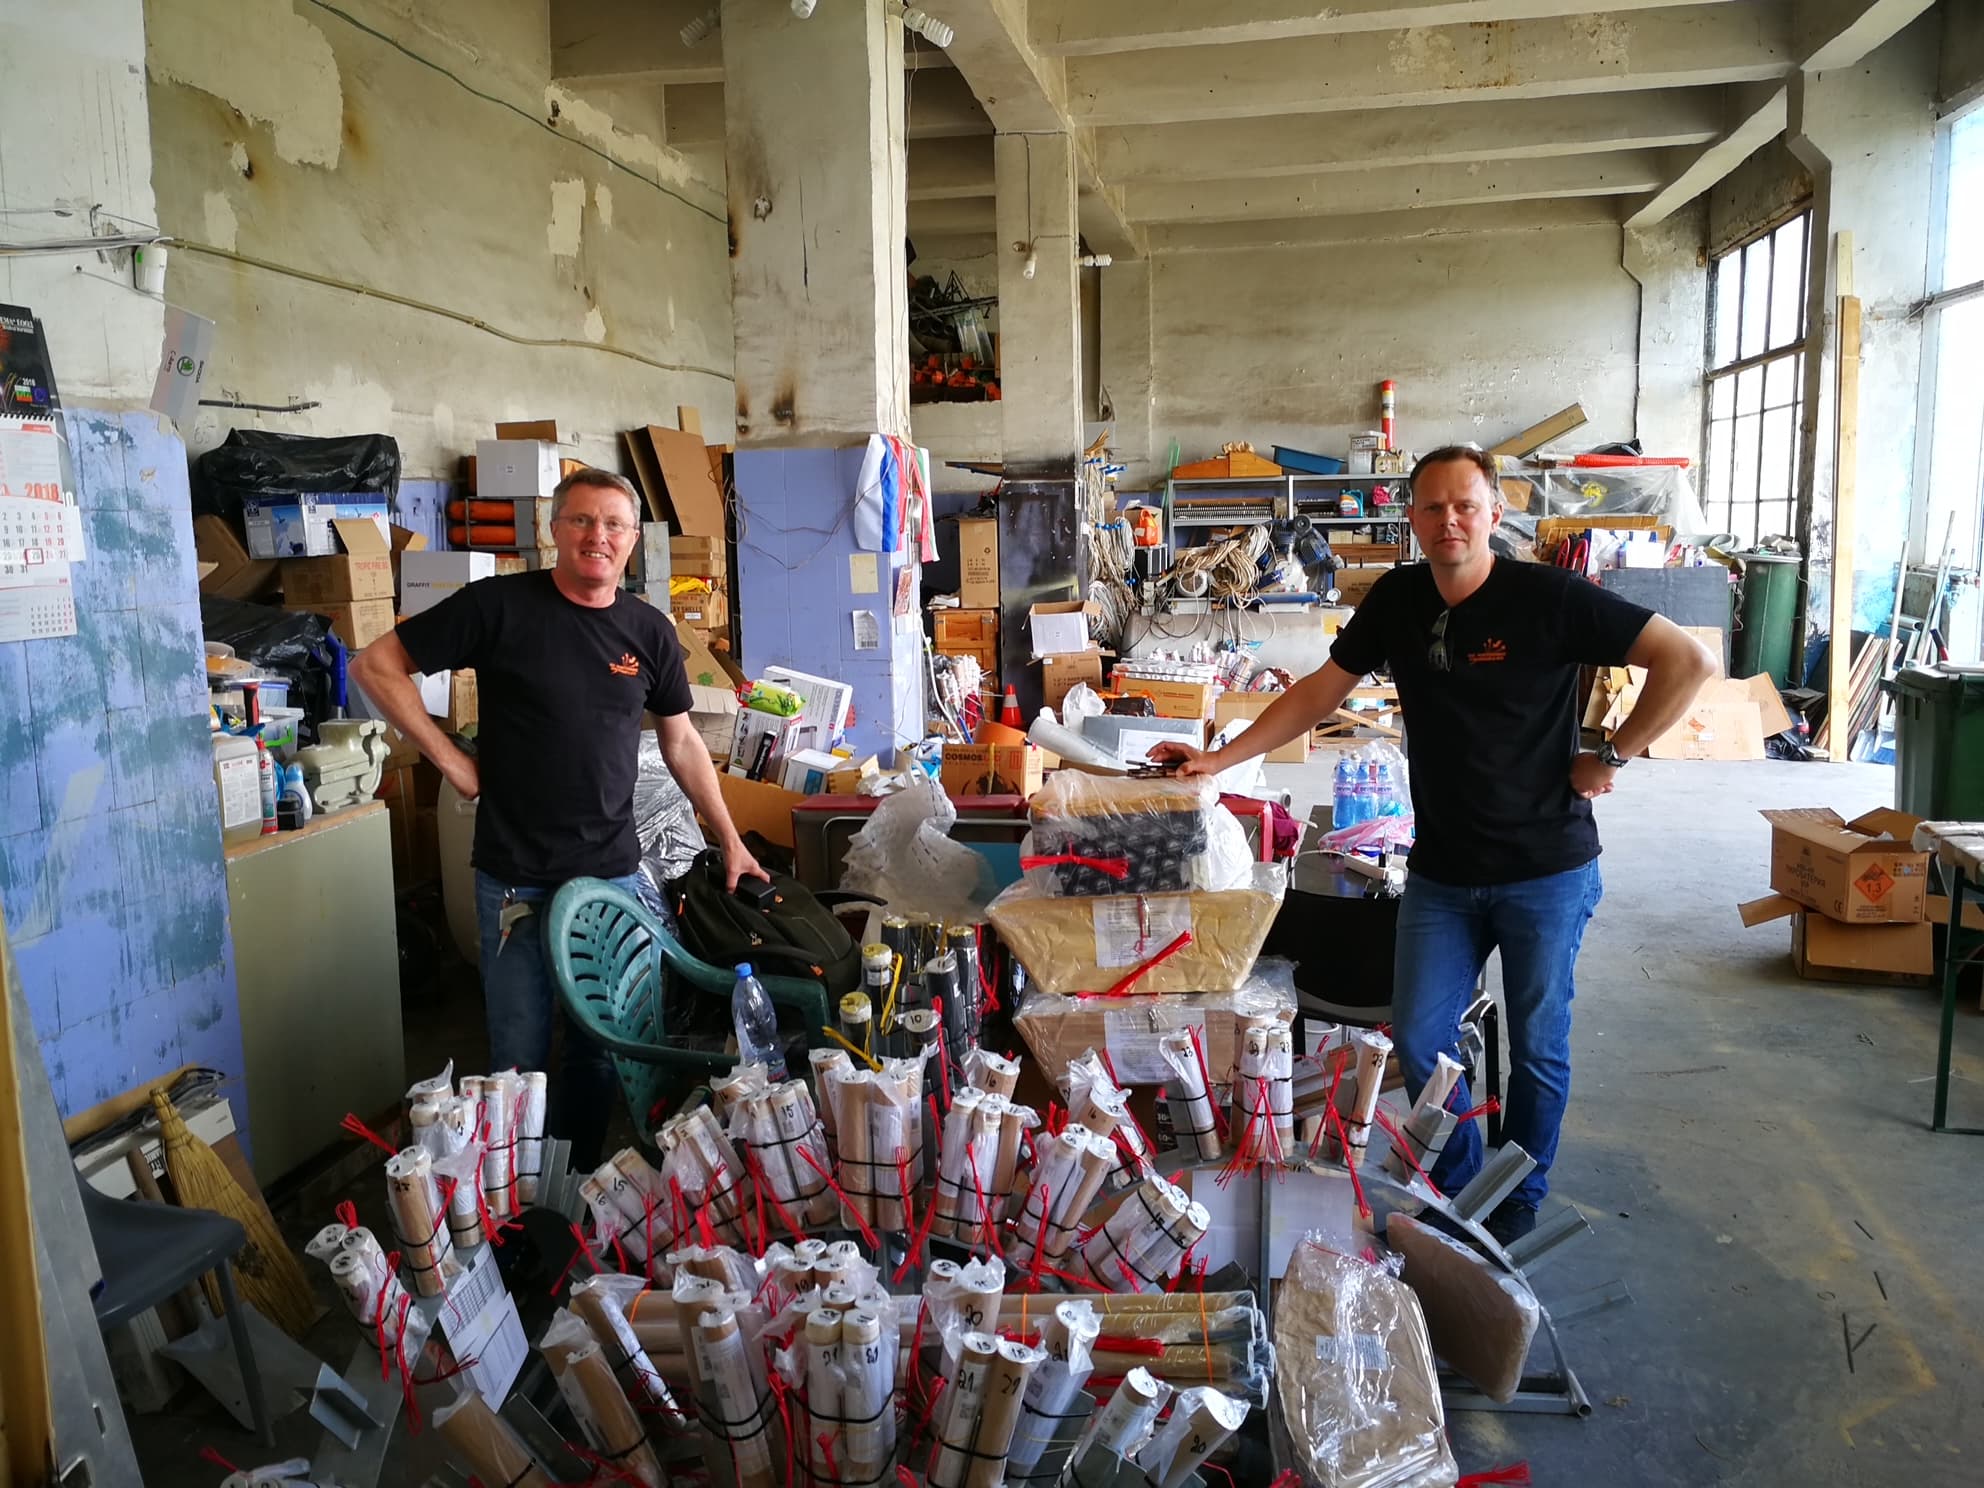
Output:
[1931, 856, 1984, 1134]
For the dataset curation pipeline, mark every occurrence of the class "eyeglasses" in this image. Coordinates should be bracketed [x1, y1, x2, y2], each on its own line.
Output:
[1427, 609, 1451, 671]
[556, 514, 634, 537]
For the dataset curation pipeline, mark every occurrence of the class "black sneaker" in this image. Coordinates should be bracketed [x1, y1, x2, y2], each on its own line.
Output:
[1484, 1200, 1538, 1247]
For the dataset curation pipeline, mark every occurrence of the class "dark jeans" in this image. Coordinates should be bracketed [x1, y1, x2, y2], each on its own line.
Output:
[474, 868, 664, 1172]
[1392, 860, 1603, 1210]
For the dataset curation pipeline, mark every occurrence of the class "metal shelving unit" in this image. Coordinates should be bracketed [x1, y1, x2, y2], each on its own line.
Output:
[1161, 472, 1416, 559]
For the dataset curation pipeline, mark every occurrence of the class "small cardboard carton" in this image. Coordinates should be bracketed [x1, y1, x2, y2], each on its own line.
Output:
[243, 495, 388, 559]
[780, 748, 844, 795]
[1115, 673, 1216, 721]
[401, 550, 498, 616]
[194, 514, 278, 600]
[713, 772, 803, 849]
[1013, 982, 1296, 1088]
[1739, 892, 1935, 984]
[728, 707, 800, 780]
[958, 517, 1000, 608]
[934, 608, 999, 651]
[475, 439, 560, 498]
[1759, 807, 1930, 924]
[826, 755, 879, 795]
[941, 741, 1046, 798]
[288, 598, 396, 651]
[1042, 648, 1105, 711]
[280, 518, 396, 606]
[669, 533, 726, 576]
[445, 670, 478, 733]
[760, 664, 854, 750]
[1029, 600, 1099, 657]
[1214, 691, 1309, 764]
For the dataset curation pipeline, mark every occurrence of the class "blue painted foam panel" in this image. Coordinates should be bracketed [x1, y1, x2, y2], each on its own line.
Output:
[735, 446, 925, 758]
[0, 410, 245, 1133]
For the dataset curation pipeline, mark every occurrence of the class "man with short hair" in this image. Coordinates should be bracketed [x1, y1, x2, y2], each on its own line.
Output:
[353, 468, 765, 1166]
[1157, 445, 1716, 1241]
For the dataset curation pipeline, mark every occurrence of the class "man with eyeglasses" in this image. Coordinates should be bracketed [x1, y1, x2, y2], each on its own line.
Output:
[1155, 445, 1715, 1242]
[353, 467, 765, 1166]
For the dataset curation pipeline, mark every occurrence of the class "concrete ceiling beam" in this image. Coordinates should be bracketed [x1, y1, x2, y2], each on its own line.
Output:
[664, 73, 993, 147]
[1066, 3, 1798, 126]
[1147, 196, 1627, 253]
[550, 0, 954, 85]
[1093, 88, 1724, 184]
[1031, 0, 1740, 57]
[908, 136, 996, 200]
[1625, 0, 1935, 227]
[1125, 149, 1677, 224]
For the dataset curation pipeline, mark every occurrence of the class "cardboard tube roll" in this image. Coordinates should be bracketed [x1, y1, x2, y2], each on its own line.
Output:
[385, 1148, 452, 1297]
[1134, 1385, 1249, 1488]
[805, 1309, 843, 1483]
[929, 1331, 997, 1488]
[964, 1340, 1042, 1488]
[692, 1304, 776, 1488]
[1072, 1364, 1168, 1463]
[551, 1336, 666, 1488]
[432, 1389, 554, 1488]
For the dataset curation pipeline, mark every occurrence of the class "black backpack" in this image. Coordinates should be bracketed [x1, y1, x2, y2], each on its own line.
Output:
[668, 849, 863, 1005]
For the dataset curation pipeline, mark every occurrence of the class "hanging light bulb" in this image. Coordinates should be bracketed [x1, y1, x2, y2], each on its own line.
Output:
[791, 0, 819, 17]
[1023, 243, 1038, 280]
[680, 8, 719, 46]
[903, 9, 954, 47]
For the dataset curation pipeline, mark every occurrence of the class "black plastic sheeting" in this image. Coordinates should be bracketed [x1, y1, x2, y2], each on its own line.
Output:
[193, 430, 401, 523]
[200, 596, 340, 741]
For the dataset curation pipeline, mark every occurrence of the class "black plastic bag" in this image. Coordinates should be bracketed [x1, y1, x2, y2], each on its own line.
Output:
[200, 596, 339, 739]
[193, 430, 401, 522]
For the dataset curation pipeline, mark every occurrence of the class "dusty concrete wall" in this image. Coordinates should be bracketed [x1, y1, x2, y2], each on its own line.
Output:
[1709, 138, 1813, 256]
[1149, 212, 1642, 465]
[144, 0, 733, 477]
[908, 234, 1002, 498]
[1626, 200, 1709, 464]
[0, 0, 164, 401]
[1943, 0, 1984, 113]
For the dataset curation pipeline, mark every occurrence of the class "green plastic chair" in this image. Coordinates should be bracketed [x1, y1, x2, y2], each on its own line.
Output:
[544, 876, 832, 1133]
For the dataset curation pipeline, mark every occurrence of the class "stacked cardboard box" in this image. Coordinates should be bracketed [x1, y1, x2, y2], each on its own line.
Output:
[280, 518, 399, 649]
[934, 608, 999, 693]
[1031, 600, 1104, 711]
[1739, 807, 1936, 982]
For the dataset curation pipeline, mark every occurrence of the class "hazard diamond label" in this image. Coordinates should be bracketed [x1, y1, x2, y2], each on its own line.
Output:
[1855, 862, 1895, 903]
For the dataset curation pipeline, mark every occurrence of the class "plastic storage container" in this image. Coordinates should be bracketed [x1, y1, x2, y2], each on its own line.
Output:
[1731, 551, 1799, 687]
[1892, 665, 1984, 821]
[212, 734, 263, 847]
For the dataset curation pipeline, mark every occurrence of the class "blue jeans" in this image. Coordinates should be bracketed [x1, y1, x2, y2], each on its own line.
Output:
[475, 868, 664, 1172]
[1392, 860, 1603, 1211]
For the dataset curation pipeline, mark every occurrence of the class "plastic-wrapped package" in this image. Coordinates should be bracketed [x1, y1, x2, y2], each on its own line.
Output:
[1014, 961, 1297, 1089]
[193, 429, 401, 522]
[839, 779, 996, 921]
[1271, 1240, 1457, 1488]
[988, 861, 1286, 997]
[1022, 773, 1220, 896]
[1384, 1214, 1541, 1405]
[633, 731, 709, 888]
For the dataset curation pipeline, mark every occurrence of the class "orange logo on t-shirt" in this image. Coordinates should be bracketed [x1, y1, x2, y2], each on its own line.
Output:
[608, 652, 641, 677]
[1467, 638, 1508, 665]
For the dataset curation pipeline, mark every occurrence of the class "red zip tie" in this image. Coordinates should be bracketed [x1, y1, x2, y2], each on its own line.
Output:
[896, 1147, 918, 1245]
[1456, 1466, 1532, 1487]
[1020, 852, 1131, 880]
[1327, 1106, 1370, 1220]
[892, 1165, 945, 1286]
[563, 1441, 647, 1486]
[962, 1142, 1004, 1257]
[932, 997, 955, 1108]
[745, 1149, 808, 1246]
[1451, 1095, 1502, 1125]
[334, 1199, 359, 1230]
[795, 1144, 881, 1249]
[1372, 1107, 1442, 1197]
[340, 1112, 399, 1157]
[1022, 1181, 1054, 1292]
[1092, 930, 1194, 999]
[767, 1371, 797, 1488]
[549, 1220, 603, 1296]
[197, 1446, 240, 1474]
[1267, 1471, 1304, 1488]
[977, 925, 1001, 1016]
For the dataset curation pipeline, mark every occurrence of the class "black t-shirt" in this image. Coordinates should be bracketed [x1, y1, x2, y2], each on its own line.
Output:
[396, 571, 694, 886]
[1328, 560, 1653, 887]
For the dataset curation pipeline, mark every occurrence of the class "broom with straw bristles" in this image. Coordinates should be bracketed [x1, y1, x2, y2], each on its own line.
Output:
[150, 1090, 318, 1337]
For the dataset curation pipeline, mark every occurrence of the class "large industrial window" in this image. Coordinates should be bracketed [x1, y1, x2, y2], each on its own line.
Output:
[1703, 211, 1810, 546]
[1913, 105, 1984, 659]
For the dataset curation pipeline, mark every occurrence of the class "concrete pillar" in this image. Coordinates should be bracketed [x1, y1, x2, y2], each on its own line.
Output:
[995, 133, 1083, 463]
[1785, 17, 1937, 671]
[721, 0, 923, 758]
[1624, 202, 1707, 467]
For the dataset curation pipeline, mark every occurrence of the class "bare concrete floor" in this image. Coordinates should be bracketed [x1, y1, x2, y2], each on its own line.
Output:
[1271, 758, 1984, 1486]
[125, 758, 1984, 1484]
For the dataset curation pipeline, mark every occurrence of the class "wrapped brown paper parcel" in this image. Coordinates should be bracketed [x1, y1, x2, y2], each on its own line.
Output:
[990, 863, 1285, 998]
[1271, 1239, 1457, 1488]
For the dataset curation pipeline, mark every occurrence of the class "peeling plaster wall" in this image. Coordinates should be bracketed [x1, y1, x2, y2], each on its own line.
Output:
[1709, 138, 1813, 256]
[143, 0, 734, 476]
[0, 0, 165, 401]
[1149, 220, 1642, 467]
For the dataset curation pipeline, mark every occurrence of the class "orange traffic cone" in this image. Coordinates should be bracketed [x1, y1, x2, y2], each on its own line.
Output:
[1000, 687, 1021, 727]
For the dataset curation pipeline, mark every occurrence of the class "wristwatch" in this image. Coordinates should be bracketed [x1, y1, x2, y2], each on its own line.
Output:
[1596, 741, 1629, 769]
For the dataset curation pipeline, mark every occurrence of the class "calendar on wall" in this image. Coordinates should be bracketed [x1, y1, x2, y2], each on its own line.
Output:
[0, 303, 82, 641]
[0, 568, 75, 641]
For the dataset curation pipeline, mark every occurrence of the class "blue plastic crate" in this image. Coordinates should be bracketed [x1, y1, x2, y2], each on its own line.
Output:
[1272, 445, 1345, 475]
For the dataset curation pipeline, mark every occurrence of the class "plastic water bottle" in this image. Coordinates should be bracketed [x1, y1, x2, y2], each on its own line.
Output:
[1356, 756, 1383, 824]
[1332, 754, 1360, 829]
[731, 963, 787, 1080]
[1376, 758, 1405, 817]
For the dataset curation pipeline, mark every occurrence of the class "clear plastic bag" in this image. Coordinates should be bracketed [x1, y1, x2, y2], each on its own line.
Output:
[634, 732, 708, 887]
[839, 778, 995, 921]
[1271, 1238, 1458, 1488]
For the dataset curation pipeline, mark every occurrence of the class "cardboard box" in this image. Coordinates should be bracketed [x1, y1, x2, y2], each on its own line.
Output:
[280, 517, 396, 606]
[1042, 648, 1105, 712]
[671, 582, 728, 630]
[761, 664, 854, 751]
[670, 533, 725, 576]
[780, 748, 844, 795]
[1115, 674, 1216, 721]
[445, 669, 478, 733]
[728, 707, 801, 778]
[1214, 691, 1309, 764]
[494, 419, 577, 445]
[1645, 699, 1766, 761]
[1029, 600, 1099, 657]
[713, 772, 803, 849]
[942, 742, 1046, 798]
[401, 550, 498, 616]
[826, 755, 879, 794]
[935, 608, 999, 651]
[288, 598, 395, 650]
[1761, 808, 1930, 924]
[958, 517, 1000, 608]
[242, 495, 389, 559]
[194, 514, 279, 600]
[1013, 983, 1296, 1087]
[1795, 913, 1934, 983]
[475, 439, 560, 498]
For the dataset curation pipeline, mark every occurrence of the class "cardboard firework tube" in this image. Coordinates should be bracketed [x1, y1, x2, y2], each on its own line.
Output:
[969, 1050, 1021, 1100]
[1007, 1124, 1085, 1269]
[307, 1223, 349, 1266]
[572, 1275, 674, 1412]
[1384, 1105, 1458, 1185]
[433, 1388, 554, 1488]
[932, 1087, 985, 1240]
[670, 1272, 727, 1396]
[549, 1331, 666, 1488]
[692, 1303, 777, 1488]
[838, 1069, 877, 1229]
[991, 1101, 1030, 1213]
[964, 1340, 1041, 1488]
[867, 1073, 912, 1232]
[1008, 1299, 1101, 1473]
[840, 1307, 893, 1487]
[1136, 1386, 1249, 1488]
[841, 991, 874, 1055]
[711, 1065, 765, 1123]
[805, 1309, 843, 1486]
[810, 1049, 851, 1144]
[611, 1148, 670, 1244]
[888, 1054, 928, 1208]
[517, 1071, 548, 1204]
[480, 1072, 519, 1220]
[1159, 1032, 1222, 1163]
[771, 1080, 840, 1227]
[1072, 1365, 1167, 1463]
[581, 1175, 651, 1270]
[1232, 1026, 1274, 1162]
[385, 1148, 452, 1296]
[929, 1331, 998, 1488]
[435, 1098, 485, 1247]
[1345, 1030, 1393, 1165]
[1048, 1133, 1117, 1263]
[338, 1226, 391, 1292]
[1080, 1178, 1179, 1291]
